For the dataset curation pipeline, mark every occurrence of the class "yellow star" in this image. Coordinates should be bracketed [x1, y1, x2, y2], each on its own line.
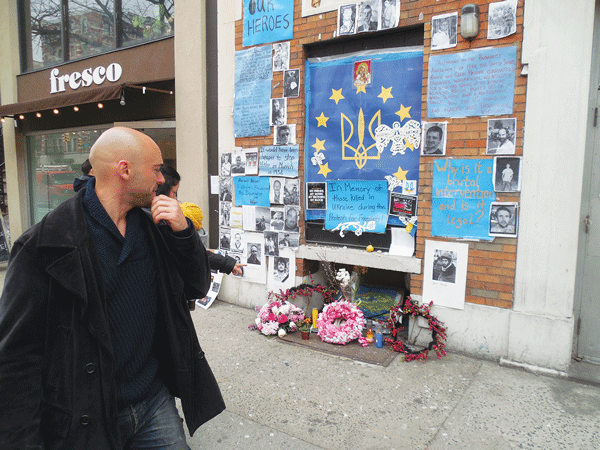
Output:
[312, 138, 326, 152]
[405, 140, 415, 151]
[315, 112, 329, 127]
[393, 166, 409, 180]
[318, 162, 332, 178]
[355, 84, 366, 94]
[330, 88, 345, 104]
[378, 86, 393, 103]
[395, 104, 411, 121]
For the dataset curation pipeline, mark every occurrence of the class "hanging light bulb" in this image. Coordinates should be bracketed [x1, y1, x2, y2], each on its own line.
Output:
[73, 106, 79, 112]
[36, 112, 42, 118]
[97, 103, 104, 109]
[120, 89, 126, 106]
[53, 109, 59, 114]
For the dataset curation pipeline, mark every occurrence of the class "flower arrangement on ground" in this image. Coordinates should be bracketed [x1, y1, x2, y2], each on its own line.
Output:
[296, 317, 312, 332]
[250, 299, 305, 337]
[317, 300, 369, 346]
[386, 296, 447, 362]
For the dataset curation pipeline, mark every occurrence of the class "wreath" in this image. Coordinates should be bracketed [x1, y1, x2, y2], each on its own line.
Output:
[386, 296, 447, 362]
[317, 300, 369, 346]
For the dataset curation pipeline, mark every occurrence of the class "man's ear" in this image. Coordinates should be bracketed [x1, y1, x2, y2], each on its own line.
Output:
[117, 160, 131, 180]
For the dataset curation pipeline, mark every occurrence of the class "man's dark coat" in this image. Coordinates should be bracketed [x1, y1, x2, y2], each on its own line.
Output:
[0, 188, 225, 449]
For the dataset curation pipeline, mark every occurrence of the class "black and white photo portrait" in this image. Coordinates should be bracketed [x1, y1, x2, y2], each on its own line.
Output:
[220, 153, 231, 176]
[274, 124, 296, 145]
[244, 149, 259, 175]
[230, 152, 246, 175]
[279, 232, 299, 249]
[264, 231, 279, 257]
[431, 12, 457, 50]
[219, 201, 231, 227]
[493, 156, 521, 192]
[489, 202, 518, 238]
[487, 118, 516, 155]
[432, 249, 456, 284]
[270, 98, 286, 126]
[270, 208, 285, 230]
[272, 41, 290, 72]
[357, 1, 379, 32]
[230, 231, 244, 253]
[247, 243, 262, 265]
[337, 4, 357, 36]
[379, 0, 400, 30]
[283, 69, 300, 98]
[284, 205, 300, 232]
[421, 122, 447, 156]
[255, 206, 271, 232]
[219, 176, 233, 202]
[273, 257, 290, 283]
[270, 177, 285, 204]
[283, 178, 301, 206]
[488, 0, 517, 40]
[219, 228, 231, 251]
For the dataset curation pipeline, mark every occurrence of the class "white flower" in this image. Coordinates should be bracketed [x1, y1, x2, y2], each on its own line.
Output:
[278, 328, 287, 337]
[272, 306, 279, 314]
[255, 318, 261, 326]
[311, 152, 325, 166]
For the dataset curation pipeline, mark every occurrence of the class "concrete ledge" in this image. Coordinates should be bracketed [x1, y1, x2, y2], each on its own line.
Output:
[296, 244, 422, 274]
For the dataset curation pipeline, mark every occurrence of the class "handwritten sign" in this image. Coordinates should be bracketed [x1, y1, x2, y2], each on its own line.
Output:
[428, 46, 516, 118]
[306, 182, 327, 210]
[234, 46, 272, 138]
[432, 159, 495, 240]
[325, 180, 389, 234]
[259, 145, 299, 177]
[234, 176, 270, 207]
[243, 0, 294, 47]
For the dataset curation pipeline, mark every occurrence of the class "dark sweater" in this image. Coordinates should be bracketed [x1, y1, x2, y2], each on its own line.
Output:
[82, 181, 161, 409]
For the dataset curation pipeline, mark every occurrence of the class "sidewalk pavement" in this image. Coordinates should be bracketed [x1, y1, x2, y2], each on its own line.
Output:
[1, 267, 599, 449]
[185, 300, 600, 450]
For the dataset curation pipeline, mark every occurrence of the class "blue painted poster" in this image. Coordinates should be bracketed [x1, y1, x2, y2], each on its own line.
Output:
[428, 46, 516, 118]
[234, 176, 271, 207]
[243, 0, 294, 47]
[325, 180, 389, 234]
[259, 145, 299, 177]
[304, 49, 424, 228]
[432, 159, 496, 240]
[234, 45, 272, 138]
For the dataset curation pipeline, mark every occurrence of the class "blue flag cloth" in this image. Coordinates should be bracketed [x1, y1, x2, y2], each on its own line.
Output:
[304, 49, 423, 227]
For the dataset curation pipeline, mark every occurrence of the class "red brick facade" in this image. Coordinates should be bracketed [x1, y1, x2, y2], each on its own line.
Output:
[234, 0, 525, 309]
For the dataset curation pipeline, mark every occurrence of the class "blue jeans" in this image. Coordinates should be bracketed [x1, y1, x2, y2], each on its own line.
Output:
[118, 384, 190, 450]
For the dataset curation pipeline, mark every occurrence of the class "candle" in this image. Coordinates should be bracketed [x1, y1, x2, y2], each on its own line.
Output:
[312, 308, 318, 331]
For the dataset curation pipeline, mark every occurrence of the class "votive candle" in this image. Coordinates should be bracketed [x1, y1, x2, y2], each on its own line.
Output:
[312, 308, 318, 330]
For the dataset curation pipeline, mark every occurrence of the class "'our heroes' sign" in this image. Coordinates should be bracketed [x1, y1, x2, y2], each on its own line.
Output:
[243, 0, 294, 47]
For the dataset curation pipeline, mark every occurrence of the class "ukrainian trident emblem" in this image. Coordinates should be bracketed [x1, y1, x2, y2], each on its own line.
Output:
[341, 108, 421, 170]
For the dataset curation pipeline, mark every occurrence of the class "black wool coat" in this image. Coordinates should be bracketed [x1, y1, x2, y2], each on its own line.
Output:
[0, 188, 225, 449]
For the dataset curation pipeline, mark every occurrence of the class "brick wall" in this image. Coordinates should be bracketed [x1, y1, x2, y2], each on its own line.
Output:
[234, 0, 525, 309]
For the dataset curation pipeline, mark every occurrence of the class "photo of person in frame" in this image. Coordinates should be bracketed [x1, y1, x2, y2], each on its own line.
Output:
[432, 250, 456, 284]
[247, 243, 262, 265]
[270, 98, 286, 126]
[489, 203, 518, 237]
[357, 1, 378, 32]
[273, 257, 290, 283]
[338, 4, 357, 35]
[283, 69, 300, 98]
[422, 123, 447, 155]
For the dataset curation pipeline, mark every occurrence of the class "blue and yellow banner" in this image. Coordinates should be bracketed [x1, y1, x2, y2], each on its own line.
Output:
[304, 49, 423, 228]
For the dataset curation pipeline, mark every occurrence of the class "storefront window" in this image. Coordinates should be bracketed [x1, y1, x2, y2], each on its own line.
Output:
[121, 0, 174, 47]
[68, 0, 115, 60]
[27, 128, 107, 224]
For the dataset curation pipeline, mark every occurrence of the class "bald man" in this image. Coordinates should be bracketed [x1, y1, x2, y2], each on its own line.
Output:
[0, 127, 225, 449]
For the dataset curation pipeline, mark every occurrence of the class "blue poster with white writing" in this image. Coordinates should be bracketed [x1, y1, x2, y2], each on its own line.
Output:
[432, 159, 496, 240]
[259, 145, 299, 177]
[234, 176, 271, 207]
[326, 180, 389, 234]
[428, 46, 516, 118]
[234, 45, 272, 138]
[243, 0, 294, 47]
[304, 49, 424, 228]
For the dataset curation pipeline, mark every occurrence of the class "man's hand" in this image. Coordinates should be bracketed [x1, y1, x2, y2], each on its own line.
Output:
[151, 195, 189, 232]
[232, 264, 246, 276]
